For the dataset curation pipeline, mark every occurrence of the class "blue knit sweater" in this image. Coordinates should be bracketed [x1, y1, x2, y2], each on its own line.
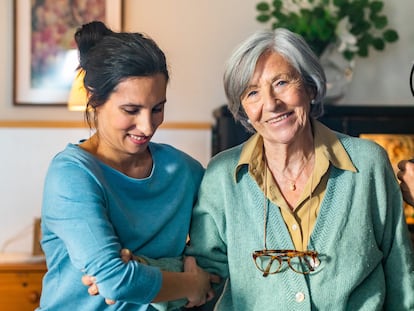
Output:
[38, 142, 204, 310]
[187, 131, 414, 310]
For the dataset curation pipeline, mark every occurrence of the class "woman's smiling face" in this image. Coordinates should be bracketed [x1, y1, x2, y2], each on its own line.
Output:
[240, 51, 313, 145]
[94, 73, 167, 157]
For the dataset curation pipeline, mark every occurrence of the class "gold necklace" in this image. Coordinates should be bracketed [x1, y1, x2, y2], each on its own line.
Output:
[271, 154, 313, 191]
[263, 155, 320, 268]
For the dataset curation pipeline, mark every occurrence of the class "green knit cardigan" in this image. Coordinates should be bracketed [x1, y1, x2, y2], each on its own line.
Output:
[187, 131, 414, 311]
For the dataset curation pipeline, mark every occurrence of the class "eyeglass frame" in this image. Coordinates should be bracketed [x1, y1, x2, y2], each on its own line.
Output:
[252, 249, 319, 277]
[410, 62, 414, 97]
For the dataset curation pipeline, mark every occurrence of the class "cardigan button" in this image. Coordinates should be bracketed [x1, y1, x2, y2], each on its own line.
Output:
[295, 291, 305, 302]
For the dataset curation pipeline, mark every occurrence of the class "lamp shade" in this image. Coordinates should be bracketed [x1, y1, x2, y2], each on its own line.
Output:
[67, 70, 88, 111]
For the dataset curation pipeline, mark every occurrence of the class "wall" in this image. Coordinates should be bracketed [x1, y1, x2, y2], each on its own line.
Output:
[1, 1, 413, 122]
[0, 127, 211, 253]
[126, 0, 414, 112]
[1, 0, 413, 252]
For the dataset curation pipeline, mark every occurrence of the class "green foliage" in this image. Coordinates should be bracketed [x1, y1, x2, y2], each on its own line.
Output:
[256, 0, 399, 60]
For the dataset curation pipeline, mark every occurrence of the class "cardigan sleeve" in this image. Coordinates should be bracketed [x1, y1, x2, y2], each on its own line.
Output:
[185, 159, 230, 280]
[373, 148, 414, 310]
[379, 167, 414, 310]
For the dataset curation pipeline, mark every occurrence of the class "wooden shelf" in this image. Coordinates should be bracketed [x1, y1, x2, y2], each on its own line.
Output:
[0, 261, 47, 311]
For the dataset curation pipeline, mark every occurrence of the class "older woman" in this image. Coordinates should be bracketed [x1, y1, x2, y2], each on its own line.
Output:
[186, 28, 414, 310]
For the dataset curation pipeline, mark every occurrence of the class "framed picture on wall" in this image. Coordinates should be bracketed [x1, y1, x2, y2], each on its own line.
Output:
[13, 0, 122, 106]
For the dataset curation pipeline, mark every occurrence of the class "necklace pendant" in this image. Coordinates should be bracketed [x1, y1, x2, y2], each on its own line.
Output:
[290, 183, 296, 191]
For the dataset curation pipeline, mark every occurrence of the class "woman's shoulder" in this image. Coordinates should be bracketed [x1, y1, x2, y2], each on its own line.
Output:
[44, 143, 106, 193]
[210, 143, 243, 162]
[51, 143, 96, 166]
[149, 142, 204, 171]
[337, 132, 387, 153]
[336, 132, 390, 164]
[47, 143, 107, 181]
[205, 144, 243, 174]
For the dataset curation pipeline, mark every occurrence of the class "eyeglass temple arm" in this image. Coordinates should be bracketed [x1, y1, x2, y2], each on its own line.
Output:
[410, 63, 414, 97]
[262, 257, 277, 277]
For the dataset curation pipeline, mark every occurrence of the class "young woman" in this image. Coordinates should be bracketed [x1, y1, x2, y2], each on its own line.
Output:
[38, 21, 217, 310]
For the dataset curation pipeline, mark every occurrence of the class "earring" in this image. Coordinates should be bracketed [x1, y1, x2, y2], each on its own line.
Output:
[247, 119, 251, 124]
[311, 99, 316, 105]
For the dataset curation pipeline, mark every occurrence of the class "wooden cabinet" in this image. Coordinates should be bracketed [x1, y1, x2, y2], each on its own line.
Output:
[0, 262, 46, 311]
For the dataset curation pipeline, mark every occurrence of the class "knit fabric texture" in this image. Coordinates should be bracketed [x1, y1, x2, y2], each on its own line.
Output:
[39, 142, 204, 310]
[187, 128, 414, 311]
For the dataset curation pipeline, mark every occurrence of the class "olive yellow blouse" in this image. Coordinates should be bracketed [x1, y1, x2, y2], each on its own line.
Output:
[235, 120, 357, 250]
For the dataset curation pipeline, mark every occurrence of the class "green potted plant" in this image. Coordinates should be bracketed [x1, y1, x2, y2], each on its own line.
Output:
[256, 0, 399, 61]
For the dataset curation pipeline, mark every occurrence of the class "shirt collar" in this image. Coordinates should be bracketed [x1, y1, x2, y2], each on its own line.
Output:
[314, 120, 357, 172]
[234, 119, 356, 180]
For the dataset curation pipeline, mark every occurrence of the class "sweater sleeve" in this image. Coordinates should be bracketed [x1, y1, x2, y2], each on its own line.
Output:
[186, 157, 230, 279]
[42, 159, 162, 304]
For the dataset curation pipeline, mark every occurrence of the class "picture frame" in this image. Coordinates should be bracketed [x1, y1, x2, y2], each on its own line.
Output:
[13, 0, 122, 106]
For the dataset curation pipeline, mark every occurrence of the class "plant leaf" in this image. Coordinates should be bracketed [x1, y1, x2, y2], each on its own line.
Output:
[254, 0, 399, 60]
[272, 0, 282, 11]
[257, 14, 271, 23]
[343, 50, 354, 61]
[372, 15, 388, 29]
[256, 2, 270, 11]
[370, 1, 384, 13]
[372, 38, 385, 50]
[383, 29, 399, 42]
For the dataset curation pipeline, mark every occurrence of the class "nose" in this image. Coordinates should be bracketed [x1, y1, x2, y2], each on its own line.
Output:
[263, 86, 280, 110]
[136, 111, 155, 136]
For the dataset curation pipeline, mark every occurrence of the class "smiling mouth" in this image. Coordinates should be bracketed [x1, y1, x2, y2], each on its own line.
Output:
[266, 111, 293, 123]
[129, 133, 148, 141]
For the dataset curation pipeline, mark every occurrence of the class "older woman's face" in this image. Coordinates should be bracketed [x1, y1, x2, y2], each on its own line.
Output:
[240, 51, 313, 145]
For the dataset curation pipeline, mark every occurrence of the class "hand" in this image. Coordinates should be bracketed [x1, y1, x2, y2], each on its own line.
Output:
[397, 159, 414, 206]
[183, 256, 221, 308]
[82, 275, 116, 305]
[81, 248, 134, 305]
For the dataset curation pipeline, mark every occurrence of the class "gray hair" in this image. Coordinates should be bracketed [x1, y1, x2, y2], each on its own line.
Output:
[223, 28, 326, 132]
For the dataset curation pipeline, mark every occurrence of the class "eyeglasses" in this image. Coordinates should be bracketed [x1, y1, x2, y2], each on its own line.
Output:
[410, 62, 414, 97]
[252, 249, 320, 277]
[255, 157, 321, 277]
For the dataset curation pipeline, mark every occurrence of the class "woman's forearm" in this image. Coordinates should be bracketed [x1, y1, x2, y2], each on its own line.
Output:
[154, 257, 218, 307]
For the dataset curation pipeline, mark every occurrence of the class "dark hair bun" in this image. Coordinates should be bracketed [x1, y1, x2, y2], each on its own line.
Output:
[74, 21, 114, 68]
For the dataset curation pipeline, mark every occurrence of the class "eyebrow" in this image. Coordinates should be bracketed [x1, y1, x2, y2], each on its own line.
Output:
[121, 99, 167, 108]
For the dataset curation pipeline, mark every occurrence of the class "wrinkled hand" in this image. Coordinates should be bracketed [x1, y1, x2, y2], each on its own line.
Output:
[183, 256, 221, 308]
[81, 248, 134, 305]
[397, 159, 414, 206]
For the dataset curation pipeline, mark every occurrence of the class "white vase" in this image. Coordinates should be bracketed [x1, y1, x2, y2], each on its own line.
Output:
[319, 43, 354, 104]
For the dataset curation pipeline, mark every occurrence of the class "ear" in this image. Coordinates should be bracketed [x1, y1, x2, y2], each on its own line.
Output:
[306, 87, 317, 104]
